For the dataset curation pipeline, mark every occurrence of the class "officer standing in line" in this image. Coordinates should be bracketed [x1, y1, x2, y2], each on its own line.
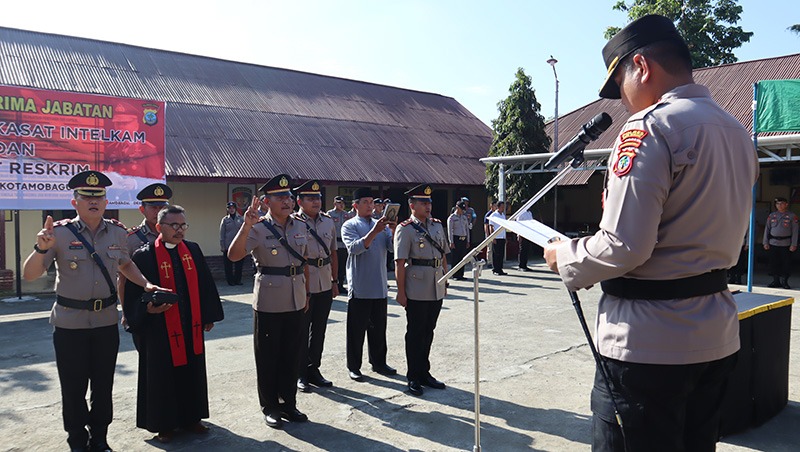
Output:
[220, 201, 245, 286]
[22, 171, 166, 452]
[394, 184, 449, 397]
[326, 195, 353, 294]
[120, 183, 172, 329]
[292, 180, 339, 392]
[372, 198, 385, 219]
[227, 174, 310, 429]
[447, 200, 470, 280]
[461, 197, 476, 244]
[763, 196, 799, 288]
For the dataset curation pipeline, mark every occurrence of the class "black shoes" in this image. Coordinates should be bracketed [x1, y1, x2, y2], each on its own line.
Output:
[768, 278, 781, 288]
[407, 380, 424, 396]
[308, 370, 333, 387]
[280, 407, 309, 423]
[349, 370, 364, 382]
[297, 377, 311, 392]
[492, 270, 508, 276]
[264, 411, 283, 429]
[781, 278, 791, 289]
[517, 267, 532, 272]
[372, 364, 397, 376]
[421, 375, 446, 390]
[89, 441, 113, 452]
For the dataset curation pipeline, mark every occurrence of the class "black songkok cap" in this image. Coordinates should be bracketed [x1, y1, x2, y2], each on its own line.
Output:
[351, 187, 373, 201]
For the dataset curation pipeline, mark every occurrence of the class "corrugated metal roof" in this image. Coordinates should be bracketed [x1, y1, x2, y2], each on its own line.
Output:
[0, 27, 492, 185]
[546, 53, 800, 151]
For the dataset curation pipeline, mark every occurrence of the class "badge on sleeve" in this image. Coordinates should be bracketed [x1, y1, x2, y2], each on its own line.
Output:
[612, 129, 648, 177]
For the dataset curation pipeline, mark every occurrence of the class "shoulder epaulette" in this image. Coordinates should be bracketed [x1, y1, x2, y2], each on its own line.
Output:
[431, 218, 442, 223]
[320, 211, 331, 218]
[106, 218, 127, 229]
[399, 219, 413, 227]
[291, 214, 307, 223]
[126, 225, 141, 236]
[53, 218, 71, 227]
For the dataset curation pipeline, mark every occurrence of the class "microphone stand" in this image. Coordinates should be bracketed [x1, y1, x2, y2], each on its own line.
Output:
[439, 151, 626, 451]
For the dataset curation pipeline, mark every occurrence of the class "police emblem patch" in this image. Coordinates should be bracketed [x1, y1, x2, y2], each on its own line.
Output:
[142, 103, 159, 126]
[612, 129, 648, 177]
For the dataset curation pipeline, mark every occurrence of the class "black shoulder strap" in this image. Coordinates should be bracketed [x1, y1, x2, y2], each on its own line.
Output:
[135, 229, 148, 243]
[260, 219, 307, 264]
[64, 222, 117, 296]
[303, 221, 331, 257]
[409, 221, 446, 255]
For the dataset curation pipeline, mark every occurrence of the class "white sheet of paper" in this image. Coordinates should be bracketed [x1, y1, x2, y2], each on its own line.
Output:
[490, 217, 569, 248]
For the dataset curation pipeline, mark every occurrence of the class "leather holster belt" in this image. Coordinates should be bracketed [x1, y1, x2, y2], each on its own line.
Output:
[258, 264, 306, 276]
[769, 234, 791, 240]
[57, 294, 117, 311]
[600, 269, 728, 300]
[306, 256, 331, 267]
[411, 258, 442, 268]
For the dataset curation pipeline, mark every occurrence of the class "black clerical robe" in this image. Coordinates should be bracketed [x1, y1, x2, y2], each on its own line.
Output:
[123, 240, 224, 433]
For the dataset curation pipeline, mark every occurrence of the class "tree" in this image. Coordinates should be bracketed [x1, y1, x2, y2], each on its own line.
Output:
[485, 68, 551, 208]
[790, 24, 800, 35]
[605, 0, 753, 68]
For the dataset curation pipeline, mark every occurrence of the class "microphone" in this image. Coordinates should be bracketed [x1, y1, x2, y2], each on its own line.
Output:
[544, 112, 613, 170]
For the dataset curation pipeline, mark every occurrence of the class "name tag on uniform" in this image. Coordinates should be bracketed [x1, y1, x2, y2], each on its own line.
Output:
[69, 241, 84, 250]
[108, 245, 122, 251]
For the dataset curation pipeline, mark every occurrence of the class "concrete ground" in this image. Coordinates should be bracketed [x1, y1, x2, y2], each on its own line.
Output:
[0, 260, 797, 451]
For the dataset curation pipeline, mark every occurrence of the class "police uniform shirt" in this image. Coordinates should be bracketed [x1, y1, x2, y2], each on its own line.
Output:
[246, 213, 308, 313]
[394, 216, 449, 301]
[295, 211, 337, 294]
[555, 84, 759, 365]
[41, 217, 130, 329]
[447, 212, 470, 243]
[220, 213, 244, 251]
[126, 220, 157, 256]
[326, 208, 353, 250]
[763, 211, 799, 247]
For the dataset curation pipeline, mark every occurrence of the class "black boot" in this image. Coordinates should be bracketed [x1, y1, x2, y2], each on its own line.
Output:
[781, 277, 791, 289]
[768, 277, 781, 288]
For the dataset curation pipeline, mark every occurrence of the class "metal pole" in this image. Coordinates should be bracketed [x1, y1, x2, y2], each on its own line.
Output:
[748, 82, 758, 292]
[498, 163, 506, 203]
[548, 56, 560, 230]
[471, 256, 485, 452]
[14, 210, 22, 299]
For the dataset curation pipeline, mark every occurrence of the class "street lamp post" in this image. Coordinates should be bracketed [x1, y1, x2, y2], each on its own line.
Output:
[547, 56, 559, 229]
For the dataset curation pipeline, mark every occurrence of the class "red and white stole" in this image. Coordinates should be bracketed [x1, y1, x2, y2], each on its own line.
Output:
[154, 237, 203, 367]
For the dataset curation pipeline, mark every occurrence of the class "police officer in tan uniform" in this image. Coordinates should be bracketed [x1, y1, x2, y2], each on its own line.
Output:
[227, 174, 310, 429]
[763, 197, 799, 288]
[447, 200, 470, 280]
[22, 171, 166, 452]
[394, 184, 449, 397]
[292, 180, 339, 392]
[326, 196, 353, 293]
[544, 16, 758, 451]
[120, 183, 172, 329]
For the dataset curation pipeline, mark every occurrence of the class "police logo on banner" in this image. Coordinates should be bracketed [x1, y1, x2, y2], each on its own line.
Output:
[142, 103, 159, 126]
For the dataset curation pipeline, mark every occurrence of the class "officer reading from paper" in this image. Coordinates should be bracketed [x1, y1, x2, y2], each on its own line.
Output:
[23, 170, 167, 452]
[544, 15, 758, 452]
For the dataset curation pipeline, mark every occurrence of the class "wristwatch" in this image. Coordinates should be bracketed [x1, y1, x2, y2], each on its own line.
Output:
[33, 243, 48, 254]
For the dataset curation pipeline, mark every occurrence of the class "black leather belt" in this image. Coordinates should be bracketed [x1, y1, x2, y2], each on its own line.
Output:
[454, 235, 467, 241]
[600, 269, 728, 300]
[306, 256, 331, 267]
[56, 295, 117, 311]
[410, 258, 442, 268]
[258, 264, 306, 276]
[769, 234, 791, 240]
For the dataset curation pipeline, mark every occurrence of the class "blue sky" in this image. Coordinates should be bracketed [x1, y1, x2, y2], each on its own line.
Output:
[3, 0, 797, 126]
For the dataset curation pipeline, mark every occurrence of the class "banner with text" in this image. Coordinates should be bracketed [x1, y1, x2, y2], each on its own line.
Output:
[0, 85, 166, 210]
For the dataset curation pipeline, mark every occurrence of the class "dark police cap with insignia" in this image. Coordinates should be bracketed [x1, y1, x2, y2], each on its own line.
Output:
[259, 174, 293, 197]
[334, 195, 345, 202]
[68, 170, 112, 197]
[599, 14, 688, 99]
[352, 187, 373, 201]
[293, 180, 322, 197]
[405, 184, 433, 202]
[136, 183, 172, 206]
[374, 198, 384, 205]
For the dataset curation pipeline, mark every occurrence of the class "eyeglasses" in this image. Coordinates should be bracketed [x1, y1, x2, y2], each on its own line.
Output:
[161, 222, 189, 231]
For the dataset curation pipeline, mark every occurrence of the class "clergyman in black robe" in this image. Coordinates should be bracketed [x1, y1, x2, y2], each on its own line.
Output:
[123, 212, 224, 440]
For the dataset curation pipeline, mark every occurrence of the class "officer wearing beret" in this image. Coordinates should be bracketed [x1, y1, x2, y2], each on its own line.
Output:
[120, 183, 172, 330]
[544, 15, 758, 451]
[220, 201, 245, 286]
[291, 180, 339, 392]
[22, 171, 166, 452]
[326, 195, 353, 293]
[763, 197, 799, 288]
[394, 184, 449, 396]
[227, 174, 310, 429]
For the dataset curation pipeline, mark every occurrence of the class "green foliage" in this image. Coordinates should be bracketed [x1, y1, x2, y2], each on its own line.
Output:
[485, 68, 552, 207]
[790, 24, 800, 35]
[605, 0, 753, 68]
